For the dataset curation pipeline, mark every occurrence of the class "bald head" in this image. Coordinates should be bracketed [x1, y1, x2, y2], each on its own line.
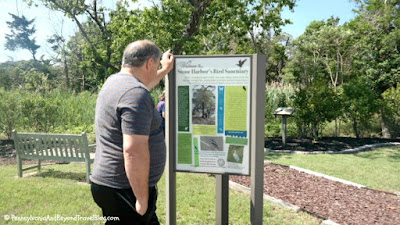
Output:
[121, 40, 161, 68]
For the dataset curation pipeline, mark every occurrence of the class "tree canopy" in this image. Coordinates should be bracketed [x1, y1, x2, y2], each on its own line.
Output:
[5, 13, 40, 61]
[2, 0, 399, 138]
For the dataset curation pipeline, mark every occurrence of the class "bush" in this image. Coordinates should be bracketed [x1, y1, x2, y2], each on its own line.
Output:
[340, 79, 380, 138]
[382, 84, 400, 138]
[50, 91, 96, 134]
[0, 90, 96, 138]
[150, 86, 164, 107]
[0, 89, 22, 139]
[293, 80, 341, 138]
[20, 92, 61, 132]
[264, 83, 296, 137]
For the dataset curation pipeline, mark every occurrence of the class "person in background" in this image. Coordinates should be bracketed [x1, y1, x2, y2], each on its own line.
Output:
[90, 40, 174, 225]
[156, 91, 165, 136]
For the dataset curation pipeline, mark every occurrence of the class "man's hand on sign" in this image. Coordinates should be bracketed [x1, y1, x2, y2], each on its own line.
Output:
[160, 50, 174, 73]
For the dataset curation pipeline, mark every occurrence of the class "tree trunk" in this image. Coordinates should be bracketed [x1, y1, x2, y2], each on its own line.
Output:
[201, 102, 205, 118]
[63, 49, 69, 89]
[335, 119, 339, 137]
[353, 118, 359, 139]
[172, 0, 211, 54]
[81, 73, 86, 91]
[381, 109, 391, 138]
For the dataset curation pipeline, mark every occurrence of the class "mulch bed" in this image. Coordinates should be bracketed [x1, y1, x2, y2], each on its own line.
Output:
[231, 163, 400, 225]
[0, 139, 18, 166]
[265, 137, 400, 152]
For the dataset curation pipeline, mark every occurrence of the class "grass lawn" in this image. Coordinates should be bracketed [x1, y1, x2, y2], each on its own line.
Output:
[266, 146, 400, 193]
[0, 163, 319, 224]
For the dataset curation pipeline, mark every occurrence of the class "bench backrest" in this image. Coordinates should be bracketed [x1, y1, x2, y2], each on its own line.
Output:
[13, 130, 90, 162]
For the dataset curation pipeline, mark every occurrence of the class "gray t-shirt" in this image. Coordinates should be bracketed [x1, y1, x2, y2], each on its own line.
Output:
[90, 73, 166, 189]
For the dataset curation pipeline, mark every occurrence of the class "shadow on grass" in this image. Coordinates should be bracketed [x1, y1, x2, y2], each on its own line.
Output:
[34, 169, 86, 182]
[354, 151, 383, 160]
[264, 152, 293, 161]
[387, 149, 400, 162]
[354, 147, 400, 162]
[389, 152, 400, 161]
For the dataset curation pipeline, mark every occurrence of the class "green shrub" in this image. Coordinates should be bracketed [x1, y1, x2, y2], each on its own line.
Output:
[50, 91, 96, 134]
[0, 89, 22, 139]
[0, 90, 97, 138]
[20, 92, 61, 133]
[265, 83, 296, 137]
[150, 86, 164, 107]
[382, 84, 400, 138]
[340, 79, 380, 138]
[293, 80, 341, 138]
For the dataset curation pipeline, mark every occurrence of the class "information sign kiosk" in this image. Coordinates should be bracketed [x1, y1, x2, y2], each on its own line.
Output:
[165, 55, 266, 225]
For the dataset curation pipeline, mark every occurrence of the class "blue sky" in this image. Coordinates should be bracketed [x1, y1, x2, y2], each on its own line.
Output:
[0, 0, 358, 62]
[281, 0, 358, 38]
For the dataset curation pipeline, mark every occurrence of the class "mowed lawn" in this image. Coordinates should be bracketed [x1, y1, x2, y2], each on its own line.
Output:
[0, 163, 319, 225]
[266, 146, 400, 192]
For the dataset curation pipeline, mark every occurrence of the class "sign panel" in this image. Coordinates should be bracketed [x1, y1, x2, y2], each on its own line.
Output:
[274, 107, 296, 116]
[175, 56, 252, 175]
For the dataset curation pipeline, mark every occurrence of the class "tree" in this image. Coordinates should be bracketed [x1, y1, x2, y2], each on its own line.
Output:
[27, 0, 296, 91]
[341, 79, 380, 138]
[106, 0, 296, 87]
[26, 0, 119, 82]
[382, 84, 400, 138]
[66, 29, 99, 91]
[199, 0, 295, 54]
[349, 0, 400, 137]
[288, 18, 354, 88]
[192, 85, 216, 120]
[47, 32, 70, 89]
[293, 78, 341, 138]
[0, 60, 55, 91]
[266, 33, 292, 82]
[5, 13, 40, 61]
[285, 18, 356, 136]
[0, 89, 22, 139]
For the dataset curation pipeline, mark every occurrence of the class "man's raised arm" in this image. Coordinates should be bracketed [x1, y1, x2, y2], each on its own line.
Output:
[147, 51, 175, 90]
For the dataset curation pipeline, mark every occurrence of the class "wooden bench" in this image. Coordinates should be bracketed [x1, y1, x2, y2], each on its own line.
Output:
[12, 130, 95, 183]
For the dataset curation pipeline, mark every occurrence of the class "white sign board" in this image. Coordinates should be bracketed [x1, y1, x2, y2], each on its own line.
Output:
[175, 56, 252, 175]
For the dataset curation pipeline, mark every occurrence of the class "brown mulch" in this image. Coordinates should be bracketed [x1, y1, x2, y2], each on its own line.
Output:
[0, 139, 18, 165]
[266, 137, 400, 152]
[231, 163, 400, 225]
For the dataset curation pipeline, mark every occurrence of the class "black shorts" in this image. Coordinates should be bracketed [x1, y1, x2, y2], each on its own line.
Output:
[91, 182, 159, 225]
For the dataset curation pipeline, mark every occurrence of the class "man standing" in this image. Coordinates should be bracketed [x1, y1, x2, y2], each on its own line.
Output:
[90, 40, 174, 224]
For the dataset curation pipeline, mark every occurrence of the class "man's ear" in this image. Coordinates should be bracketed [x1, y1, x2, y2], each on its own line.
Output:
[145, 58, 154, 70]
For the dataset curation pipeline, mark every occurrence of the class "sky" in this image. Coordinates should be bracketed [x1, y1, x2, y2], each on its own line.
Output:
[0, 0, 358, 63]
[281, 0, 358, 38]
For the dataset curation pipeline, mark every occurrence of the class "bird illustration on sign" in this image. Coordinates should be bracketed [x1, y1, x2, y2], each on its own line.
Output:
[236, 59, 247, 68]
[233, 150, 240, 163]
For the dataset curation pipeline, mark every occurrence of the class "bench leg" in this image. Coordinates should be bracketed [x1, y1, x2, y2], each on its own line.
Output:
[17, 155, 22, 178]
[38, 159, 41, 172]
[85, 161, 91, 184]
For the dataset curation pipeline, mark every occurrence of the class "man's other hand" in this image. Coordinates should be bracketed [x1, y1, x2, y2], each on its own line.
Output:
[160, 50, 174, 73]
[135, 199, 148, 216]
